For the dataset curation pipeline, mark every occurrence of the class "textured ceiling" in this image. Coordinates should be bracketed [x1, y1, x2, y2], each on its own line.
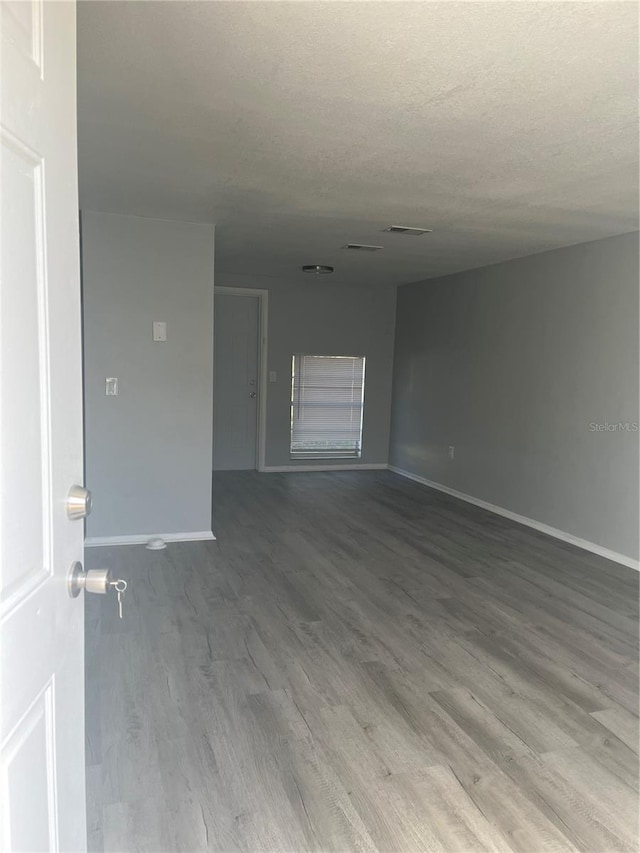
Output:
[77, 1, 639, 287]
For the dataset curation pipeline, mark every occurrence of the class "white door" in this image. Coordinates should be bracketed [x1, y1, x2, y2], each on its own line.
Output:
[213, 293, 259, 470]
[1, 2, 86, 851]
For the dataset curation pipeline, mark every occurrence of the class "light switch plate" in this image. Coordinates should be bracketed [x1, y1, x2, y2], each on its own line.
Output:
[269, 371, 277, 382]
[153, 321, 167, 342]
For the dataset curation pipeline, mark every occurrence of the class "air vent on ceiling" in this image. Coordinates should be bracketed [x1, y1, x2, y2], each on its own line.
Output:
[383, 225, 432, 236]
[343, 243, 384, 252]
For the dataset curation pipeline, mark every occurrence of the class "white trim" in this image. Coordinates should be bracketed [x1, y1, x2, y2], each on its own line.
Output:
[262, 463, 388, 473]
[84, 530, 216, 548]
[388, 466, 639, 572]
[214, 286, 268, 471]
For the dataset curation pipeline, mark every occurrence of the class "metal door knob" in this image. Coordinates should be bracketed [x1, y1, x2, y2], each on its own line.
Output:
[68, 562, 111, 597]
[249, 391, 256, 398]
[67, 484, 92, 520]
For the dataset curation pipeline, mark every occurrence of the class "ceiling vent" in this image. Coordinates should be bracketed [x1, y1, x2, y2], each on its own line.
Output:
[342, 243, 384, 252]
[383, 225, 432, 236]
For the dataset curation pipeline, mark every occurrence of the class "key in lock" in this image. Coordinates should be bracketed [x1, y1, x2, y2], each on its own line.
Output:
[68, 562, 128, 619]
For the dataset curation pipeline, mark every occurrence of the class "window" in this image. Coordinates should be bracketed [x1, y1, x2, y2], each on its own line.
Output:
[290, 354, 366, 458]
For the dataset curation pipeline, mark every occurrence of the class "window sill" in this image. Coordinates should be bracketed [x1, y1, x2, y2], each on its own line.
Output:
[290, 455, 362, 461]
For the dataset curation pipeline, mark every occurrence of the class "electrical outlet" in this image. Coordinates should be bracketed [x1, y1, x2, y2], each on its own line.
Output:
[106, 377, 118, 396]
[448, 445, 455, 460]
[153, 321, 167, 341]
[269, 371, 277, 382]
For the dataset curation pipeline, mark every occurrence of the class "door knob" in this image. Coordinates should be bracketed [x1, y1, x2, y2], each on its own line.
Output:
[67, 484, 92, 520]
[68, 562, 110, 596]
[68, 562, 128, 619]
[249, 391, 256, 398]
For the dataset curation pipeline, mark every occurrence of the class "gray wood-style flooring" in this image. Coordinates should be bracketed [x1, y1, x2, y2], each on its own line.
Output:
[85, 471, 639, 853]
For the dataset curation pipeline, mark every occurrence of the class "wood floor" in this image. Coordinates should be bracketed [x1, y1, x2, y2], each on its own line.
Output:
[85, 470, 639, 853]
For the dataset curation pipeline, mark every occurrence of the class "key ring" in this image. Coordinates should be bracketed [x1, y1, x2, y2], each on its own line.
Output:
[112, 579, 127, 593]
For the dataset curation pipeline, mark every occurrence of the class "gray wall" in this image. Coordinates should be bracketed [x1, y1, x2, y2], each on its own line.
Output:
[82, 211, 215, 538]
[390, 232, 639, 561]
[216, 274, 397, 468]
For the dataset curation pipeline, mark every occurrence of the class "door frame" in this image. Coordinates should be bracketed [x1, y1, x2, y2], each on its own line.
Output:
[214, 286, 269, 471]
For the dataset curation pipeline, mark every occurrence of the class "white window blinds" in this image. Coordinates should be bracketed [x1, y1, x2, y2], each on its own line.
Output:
[290, 355, 366, 458]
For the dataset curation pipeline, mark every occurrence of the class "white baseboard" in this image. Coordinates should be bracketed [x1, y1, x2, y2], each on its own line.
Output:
[388, 465, 639, 572]
[84, 530, 216, 548]
[260, 463, 388, 473]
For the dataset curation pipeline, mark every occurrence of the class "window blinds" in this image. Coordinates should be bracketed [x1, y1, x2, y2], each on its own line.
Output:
[290, 355, 366, 458]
